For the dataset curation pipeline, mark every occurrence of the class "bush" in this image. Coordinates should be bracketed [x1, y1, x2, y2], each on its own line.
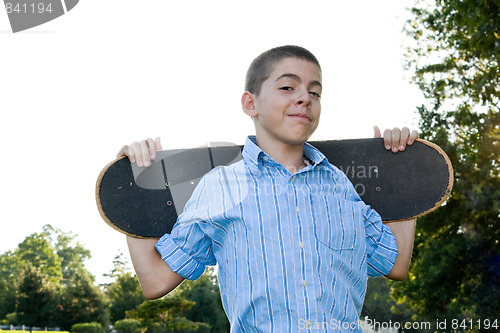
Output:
[5, 313, 18, 325]
[71, 322, 105, 333]
[113, 319, 141, 333]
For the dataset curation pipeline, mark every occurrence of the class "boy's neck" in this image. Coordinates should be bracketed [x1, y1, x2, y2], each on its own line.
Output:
[255, 137, 308, 174]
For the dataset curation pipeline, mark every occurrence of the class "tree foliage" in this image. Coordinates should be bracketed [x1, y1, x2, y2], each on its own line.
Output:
[391, 0, 500, 330]
[404, 0, 499, 112]
[120, 267, 227, 333]
[176, 268, 229, 333]
[16, 263, 57, 332]
[42, 225, 92, 285]
[0, 226, 228, 331]
[58, 272, 109, 331]
[0, 225, 108, 330]
[16, 233, 63, 285]
[127, 295, 210, 333]
[70, 322, 105, 333]
[362, 278, 414, 331]
[106, 271, 146, 324]
[0, 251, 22, 319]
[113, 318, 142, 333]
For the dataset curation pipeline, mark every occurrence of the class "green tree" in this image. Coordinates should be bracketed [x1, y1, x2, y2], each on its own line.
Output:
[59, 271, 109, 331]
[106, 271, 146, 323]
[0, 225, 109, 330]
[113, 318, 142, 333]
[104, 252, 145, 323]
[177, 268, 229, 333]
[71, 322, 105, 333]
[0, 251, 23, 319]
[391, 107, 500, 329]
[16, 232, 63, 285]
[362, 278, 415, 332]
[104, 251, 130, 279]
[1, 230, 63, 321]
[42, 225, 92, 285]
[127, 295, 210, 333]
[404, 0, 499, 112]
[16, 263, 57, 332]
[392, 0, 500, 330]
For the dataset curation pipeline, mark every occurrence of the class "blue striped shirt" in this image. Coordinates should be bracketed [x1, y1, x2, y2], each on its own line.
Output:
[156, 136, 398, 332]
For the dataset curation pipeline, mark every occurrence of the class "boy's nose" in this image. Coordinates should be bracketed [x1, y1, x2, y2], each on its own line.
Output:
[295, 90, 312, 107]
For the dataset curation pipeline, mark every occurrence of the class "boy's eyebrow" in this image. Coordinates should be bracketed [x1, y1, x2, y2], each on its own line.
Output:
[276, 73, 322, 89]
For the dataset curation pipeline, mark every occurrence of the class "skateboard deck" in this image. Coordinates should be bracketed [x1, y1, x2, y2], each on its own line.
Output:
[96, 138, 453, 238]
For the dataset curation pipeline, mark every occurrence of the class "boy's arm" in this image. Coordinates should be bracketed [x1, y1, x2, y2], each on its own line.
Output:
[118, 137, 184, 299]
[374, 126, 418, 281]
[127, 236, 184, 299]
[383, 219, 416, 281]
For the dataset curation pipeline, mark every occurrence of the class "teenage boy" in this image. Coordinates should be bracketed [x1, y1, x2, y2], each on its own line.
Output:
[118, 45, 418, 332]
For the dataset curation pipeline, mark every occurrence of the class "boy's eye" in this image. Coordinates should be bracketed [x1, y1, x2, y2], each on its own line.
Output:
[280, 86, 293, 91]
[310, 91, 321, 98]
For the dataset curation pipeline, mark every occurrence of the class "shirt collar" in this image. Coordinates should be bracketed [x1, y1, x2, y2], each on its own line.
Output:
[242, 136, 265, 173]
[242, 136, 330, 173]
[303, 141, 329, 166]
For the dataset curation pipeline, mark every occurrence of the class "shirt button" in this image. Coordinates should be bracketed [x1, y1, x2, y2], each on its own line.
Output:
[301, 280, 308, 287]
[299, 242, 305, 249]
[295, 207, 300, 213]
[291, 176, 295, 183]
[262, 156, 269, 161]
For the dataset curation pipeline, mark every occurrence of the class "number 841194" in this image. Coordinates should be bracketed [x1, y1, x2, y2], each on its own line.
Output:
[5, 2, 53, 14]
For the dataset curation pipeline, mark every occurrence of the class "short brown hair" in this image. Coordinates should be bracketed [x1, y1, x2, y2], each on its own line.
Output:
[245, 45, 321, 96]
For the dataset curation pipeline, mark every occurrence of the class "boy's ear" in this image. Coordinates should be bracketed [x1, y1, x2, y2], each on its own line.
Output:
[241, 91, 257, 117]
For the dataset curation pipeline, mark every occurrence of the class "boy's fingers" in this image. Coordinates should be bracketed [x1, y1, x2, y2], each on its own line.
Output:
[117, 145, 128, 157]
[155, 137, 163, 151]
[391, 127, 401, 153]
[139, 140, 151, 167]
[147, 138, 157, 161]
[122, 138, 161, 167]
[399, 127, 410, 151]
[383, 129, 392, 150]
[127, 141, 141, 167]
[117, 145, 136, 163]
[373, 126, 382, 138]
[408, 130, 419, 145]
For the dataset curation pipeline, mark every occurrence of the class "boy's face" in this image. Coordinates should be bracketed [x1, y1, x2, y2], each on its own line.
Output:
[243, 57, 322, 147]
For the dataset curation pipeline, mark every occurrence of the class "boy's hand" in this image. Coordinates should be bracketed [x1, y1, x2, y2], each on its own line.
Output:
[117, 137, 163, 167]
[373, 126, 418, 153]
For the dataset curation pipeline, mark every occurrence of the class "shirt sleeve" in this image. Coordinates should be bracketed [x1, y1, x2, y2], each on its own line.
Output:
[155, 177, 216, 281]
[334, 169, 399, 277]
[363, 207, 398, 278]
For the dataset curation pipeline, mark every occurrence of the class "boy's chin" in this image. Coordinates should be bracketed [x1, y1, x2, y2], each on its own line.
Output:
[284, 135, 311, 146]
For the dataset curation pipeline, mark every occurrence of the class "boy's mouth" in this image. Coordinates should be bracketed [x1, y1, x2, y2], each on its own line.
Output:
[288, 113, 311, 121]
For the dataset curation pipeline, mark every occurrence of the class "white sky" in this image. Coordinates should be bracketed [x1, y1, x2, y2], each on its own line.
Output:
[0, 0, 425, 284]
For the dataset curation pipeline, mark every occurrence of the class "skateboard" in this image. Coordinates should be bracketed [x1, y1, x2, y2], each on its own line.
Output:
[96, 138, 453, 238]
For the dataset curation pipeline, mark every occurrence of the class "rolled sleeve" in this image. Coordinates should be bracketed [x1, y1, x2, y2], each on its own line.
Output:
[155, 177, 216, 280]
[155, 233, 208, 280]
[363, 208, 398, 278]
